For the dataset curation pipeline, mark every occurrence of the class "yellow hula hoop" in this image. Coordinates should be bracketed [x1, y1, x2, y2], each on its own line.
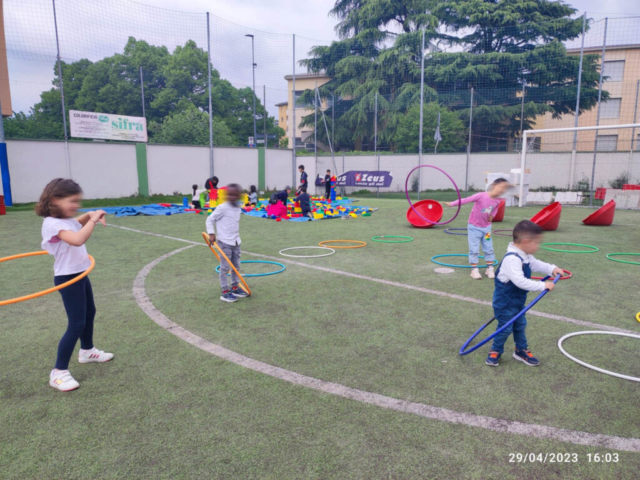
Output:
[0, 252, 96, 307]
[636, 312, 640, 323]
[201, 232, 251, 296]
[318, 240, 367, 249]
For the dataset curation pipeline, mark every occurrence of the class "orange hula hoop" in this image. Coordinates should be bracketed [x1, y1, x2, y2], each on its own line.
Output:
[0, 252, 96, 307]
[201, 232, 251, 296]
[318, 240, 367, 249]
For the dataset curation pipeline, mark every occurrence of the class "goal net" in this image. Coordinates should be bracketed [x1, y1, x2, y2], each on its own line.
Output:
[518, 123, 640, 207]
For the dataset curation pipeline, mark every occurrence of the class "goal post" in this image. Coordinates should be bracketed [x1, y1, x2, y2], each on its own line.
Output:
[518, 123, 640, 207]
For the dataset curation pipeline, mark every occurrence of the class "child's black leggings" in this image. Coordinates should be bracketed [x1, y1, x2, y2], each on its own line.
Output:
[54, 273, 95, 370]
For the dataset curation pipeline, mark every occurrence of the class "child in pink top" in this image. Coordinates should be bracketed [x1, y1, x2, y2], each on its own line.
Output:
[445, 178, 511, 280]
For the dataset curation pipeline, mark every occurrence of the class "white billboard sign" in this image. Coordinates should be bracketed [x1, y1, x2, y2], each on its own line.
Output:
[70, 110, 148, 142]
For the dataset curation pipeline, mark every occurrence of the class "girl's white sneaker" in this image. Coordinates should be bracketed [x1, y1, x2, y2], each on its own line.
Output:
[78, 347, 114, 364]
[470, 268, 482, 280]
[49, 369, 80, 392]
[485, 266, 495, 279]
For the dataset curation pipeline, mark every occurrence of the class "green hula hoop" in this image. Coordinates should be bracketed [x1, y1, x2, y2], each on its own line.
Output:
[539, 242, 599, 253]
[606, 253, 640, 265]
[431, 254, 498, 268]
[371, 235, 414, 243]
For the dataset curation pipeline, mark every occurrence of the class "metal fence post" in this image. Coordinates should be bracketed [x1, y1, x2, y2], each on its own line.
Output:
[263, 85, 267, 149]
[629, 80, 639, 177]
[139, 66, 145, 118]
[465, 87, 474, 192]
[589, 17, 608, 207]
[206, 13, 214, 176]
[569, 13, 587, 189]
[417, 27, 426, 200]
[374, 92, 378, 198]
[52, 0, 70, 178]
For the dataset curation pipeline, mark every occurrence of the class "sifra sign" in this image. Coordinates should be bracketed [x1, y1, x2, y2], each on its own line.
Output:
[335, 170, 393, 188]
[69, 110, 148, 142]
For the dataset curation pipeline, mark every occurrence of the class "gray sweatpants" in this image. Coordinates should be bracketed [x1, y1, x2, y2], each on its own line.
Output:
[218, 241, 241, 292]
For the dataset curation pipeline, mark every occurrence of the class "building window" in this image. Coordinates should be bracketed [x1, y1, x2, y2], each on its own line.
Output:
[596, 135, 618, 151]
[603, 60, 625, 82]
[600, 98, 621, 119]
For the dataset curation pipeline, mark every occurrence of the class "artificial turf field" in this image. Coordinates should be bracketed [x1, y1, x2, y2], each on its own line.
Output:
[1, 197, 639, 479]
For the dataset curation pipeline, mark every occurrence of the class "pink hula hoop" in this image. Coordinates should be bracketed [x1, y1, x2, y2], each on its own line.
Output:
[404, 165, 462, 226]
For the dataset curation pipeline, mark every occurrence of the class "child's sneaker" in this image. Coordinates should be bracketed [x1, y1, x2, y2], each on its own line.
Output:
[232, 287, 249, 298]
[485, 350, 501, 367]
[79, 347, 114, 364]
[513, 348, 540, 366]
[470, 268, 482, 280]
[220, 290, 238, 303]
[485, 265, 495, 279]
[49, 369, 80, 392]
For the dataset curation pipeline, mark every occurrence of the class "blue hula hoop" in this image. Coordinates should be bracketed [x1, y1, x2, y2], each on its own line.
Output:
[431, 254, 498, 268]
[458, 274, 561, 355]
[443, 228, 468, 236]
[216, 260, 286, 277]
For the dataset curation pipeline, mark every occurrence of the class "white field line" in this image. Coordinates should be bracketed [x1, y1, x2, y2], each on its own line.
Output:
[109, 224, 636, 335]
[133, 245, 640, 452]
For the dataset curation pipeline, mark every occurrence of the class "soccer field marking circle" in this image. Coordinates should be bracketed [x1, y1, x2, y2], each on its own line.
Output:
[0, 252, 96, 307]
[459, 274, 561, 356]
[443, 228, 468, 236]
[279, 246, 336, 258]
[540, 243, 599, 253]
[606, 253, 640, 265]
[319, 240, 367, 249]
[216, 260, 286, 277]
[557, 331, 640, 383]
[404, 164, 461, 226]
[371, 235, 414, 243]
[133, 246, 640, 452]
[431, 254, 498, 269]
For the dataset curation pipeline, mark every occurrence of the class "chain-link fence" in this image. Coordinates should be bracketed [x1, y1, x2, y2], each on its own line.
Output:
[2, 1, 640, 197]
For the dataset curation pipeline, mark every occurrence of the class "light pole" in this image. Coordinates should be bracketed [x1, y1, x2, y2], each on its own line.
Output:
[245, 34, 257, 147]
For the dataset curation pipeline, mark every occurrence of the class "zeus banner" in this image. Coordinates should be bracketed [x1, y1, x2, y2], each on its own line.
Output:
[335, 171, 393, 188]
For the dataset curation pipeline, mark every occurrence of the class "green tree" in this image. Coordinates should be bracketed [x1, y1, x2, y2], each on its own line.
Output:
[395, 103, 466, 153]
[148, 106, 236, 146]
[5, 38, 282, 146]
[301, 0, 603, 151]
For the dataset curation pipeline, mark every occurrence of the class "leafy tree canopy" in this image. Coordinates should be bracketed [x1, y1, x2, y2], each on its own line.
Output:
[395, 103, 467, 153]
[301, 0, 604, 152]
[5, 38, 283, 146]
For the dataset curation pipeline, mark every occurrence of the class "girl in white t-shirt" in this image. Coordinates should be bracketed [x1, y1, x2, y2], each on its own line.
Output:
[36, 178, 113, 392]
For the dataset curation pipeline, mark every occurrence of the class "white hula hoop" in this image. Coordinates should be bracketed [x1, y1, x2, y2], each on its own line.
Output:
[279, 246, 336, 258]
[557, 331, 640, 383]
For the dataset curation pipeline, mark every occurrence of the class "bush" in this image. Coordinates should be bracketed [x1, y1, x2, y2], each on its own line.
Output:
[608, 173, 630, 190]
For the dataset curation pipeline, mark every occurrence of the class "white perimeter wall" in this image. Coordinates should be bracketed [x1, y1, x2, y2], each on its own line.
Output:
[4, 140, 639, 203]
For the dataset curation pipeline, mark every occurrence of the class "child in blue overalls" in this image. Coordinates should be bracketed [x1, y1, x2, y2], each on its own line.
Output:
[487, 220, 564, 367]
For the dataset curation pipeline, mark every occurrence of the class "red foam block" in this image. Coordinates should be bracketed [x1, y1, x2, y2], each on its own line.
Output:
[531, 201, 562, 231]
[406, 199, 444, 229]
[582, 200, 615, 226]
[492, 198, 507, 222]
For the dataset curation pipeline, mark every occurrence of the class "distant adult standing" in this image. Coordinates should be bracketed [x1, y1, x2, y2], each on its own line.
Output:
[205, 176, 219, 191]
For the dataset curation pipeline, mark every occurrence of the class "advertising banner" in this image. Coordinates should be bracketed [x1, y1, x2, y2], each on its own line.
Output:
[70, 110, 148, 142]
[334, 170, 393, 188]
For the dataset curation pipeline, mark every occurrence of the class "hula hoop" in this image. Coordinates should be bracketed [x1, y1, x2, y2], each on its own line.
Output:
[216, 260, 285, 277]
[318, 240, 367, 249]
[404, 164, 461, 226]
[532, 269, 572, 281]
[493, 229, 513, 237]
[540, 243, 599, 253]
[443, 228, 468, 236]
[201, 232, 251, 295]
[0, 252, 96, 307]
[431, 254, 498, 269]
[636, 312, 640, 323]
[459, 274, 561, 355]
[371, 235, 413, 243]
[606, 253, 640, 265]
[279, 246, 336, 258]
[557, 331, 640, 383]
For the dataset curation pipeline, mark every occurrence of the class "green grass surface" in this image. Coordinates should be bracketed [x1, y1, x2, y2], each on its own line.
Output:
[1, 199, 639, 479]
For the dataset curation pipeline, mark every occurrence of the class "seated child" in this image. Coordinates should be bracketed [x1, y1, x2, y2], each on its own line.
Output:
[486, 220, 564, 367]
[205, 183, 248, 303]
[248, 185, 258, 206]
[445, 178, 511, 280]
[294, 186, 311, 217]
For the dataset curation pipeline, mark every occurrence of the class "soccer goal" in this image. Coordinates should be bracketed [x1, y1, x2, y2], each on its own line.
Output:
[518, 123, 640, 207]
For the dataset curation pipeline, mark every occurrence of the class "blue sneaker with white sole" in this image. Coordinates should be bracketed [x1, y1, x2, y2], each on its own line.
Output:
[232, 287, 249, 298]
[485, 350, 501, 367]
[513, 348, 540, 366]
[220, 291, 238, 303]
